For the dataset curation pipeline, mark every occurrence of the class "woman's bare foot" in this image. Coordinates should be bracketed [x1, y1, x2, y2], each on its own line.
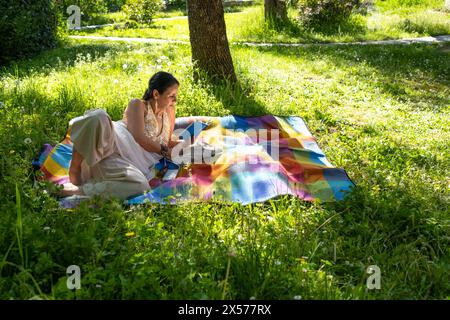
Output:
[61, 182, 83, 197]
[69, 149, 83, 186]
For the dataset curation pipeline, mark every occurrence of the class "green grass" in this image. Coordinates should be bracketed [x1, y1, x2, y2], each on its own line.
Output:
[81, 11, 128, 26]
[72, 1, 450, 43]
[80, 8, 188, 26]
[154, 9, 187, 19]
[0, 37, 449, 299]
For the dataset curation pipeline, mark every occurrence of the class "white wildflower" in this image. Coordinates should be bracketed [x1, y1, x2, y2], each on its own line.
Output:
[122, 63, 128, 70]
[227, 248, 236, 257]
[43, 226, 50, 231]
[156, 58, 162, 64]
[113, 79, 119, 84]
[275, 260, 282, 266]
[24, 138, 32, 144]
[249, 296, 256, 300]
[293, 295, 302, 300]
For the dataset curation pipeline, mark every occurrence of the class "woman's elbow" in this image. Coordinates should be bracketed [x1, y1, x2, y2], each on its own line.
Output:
[133, 135, 146, 147]
[135, 135, 159, 153]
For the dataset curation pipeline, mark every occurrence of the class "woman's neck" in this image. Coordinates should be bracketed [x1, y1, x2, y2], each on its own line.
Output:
[149, 99, 163, 117]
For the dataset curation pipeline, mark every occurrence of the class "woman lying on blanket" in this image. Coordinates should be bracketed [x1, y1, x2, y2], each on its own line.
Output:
[62, 71, 182, 199]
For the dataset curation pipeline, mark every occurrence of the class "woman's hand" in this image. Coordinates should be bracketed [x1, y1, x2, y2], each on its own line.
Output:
[169, 139, 183, 148]
[160, 143, 171, 159]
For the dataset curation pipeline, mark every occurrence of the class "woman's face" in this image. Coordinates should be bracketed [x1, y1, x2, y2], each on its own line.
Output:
[154, 84, 179, 110]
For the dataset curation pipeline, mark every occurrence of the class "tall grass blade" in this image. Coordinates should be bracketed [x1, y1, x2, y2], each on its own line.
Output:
[15, 183, 24, 267]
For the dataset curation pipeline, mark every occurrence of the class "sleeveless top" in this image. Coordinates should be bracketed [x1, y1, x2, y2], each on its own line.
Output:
[123, 100, 171, 146]
[143, 102, 171, 146]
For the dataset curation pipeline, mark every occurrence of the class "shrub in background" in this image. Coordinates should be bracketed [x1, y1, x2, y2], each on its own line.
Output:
[53, 0, 107, 19]
[124, 20, 140, 29]
[123, 0, 164, 24]
[297, 0, 362, 27]
[0, 0, 59, 65]
[105, 0, 127, 12]
[163, 0, 186, 9]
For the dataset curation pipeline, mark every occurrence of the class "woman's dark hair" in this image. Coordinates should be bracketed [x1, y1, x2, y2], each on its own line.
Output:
[142, 71, 179, 101]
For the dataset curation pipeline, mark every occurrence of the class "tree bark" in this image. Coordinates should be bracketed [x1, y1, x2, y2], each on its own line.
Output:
[187, 0, 236, 82]
[264, 0, 287, 24]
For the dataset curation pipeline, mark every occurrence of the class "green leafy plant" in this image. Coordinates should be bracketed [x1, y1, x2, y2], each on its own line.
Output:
[104, 0, 127, 12]
[53, 0, 108, 17]
[124, 20, 140, 29]
[123, 0, 164, 25]
[0, 0, 59, 64]
[164, 0, 186, 9]
[297, 0, 362, 27]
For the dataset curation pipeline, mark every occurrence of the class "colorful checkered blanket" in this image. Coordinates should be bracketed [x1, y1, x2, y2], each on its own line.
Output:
[34, 115, 354, 205]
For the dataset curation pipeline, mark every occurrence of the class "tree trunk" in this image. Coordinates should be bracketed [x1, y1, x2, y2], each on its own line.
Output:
[264, 0, 287, 24]
[187, 0, 236, 82]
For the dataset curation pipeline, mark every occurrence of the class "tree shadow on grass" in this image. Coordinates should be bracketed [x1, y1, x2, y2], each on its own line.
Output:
[302, 15, 368, 38]
[323, 183, 449, 298]
[271, 18, 322, 43]
[284, 132, 447, 298]
[0, 41, 126, 79]
[239, 17, 318, 44]
[288, 15, 368, 42]
[193, 72, 270, 117]
[244, 14, 369, 44]
[251, 42, 450, 112]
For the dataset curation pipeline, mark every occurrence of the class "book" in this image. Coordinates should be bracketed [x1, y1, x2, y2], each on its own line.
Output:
[178, 121, 209, 141]
[153, 157, 181, 181]
[161, 158, 180, 181]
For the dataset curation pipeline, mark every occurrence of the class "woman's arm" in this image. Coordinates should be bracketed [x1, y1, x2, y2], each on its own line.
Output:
[167, 105, 175, 138]
[167, 105, 182, 148]
[125, 99, 164, 154]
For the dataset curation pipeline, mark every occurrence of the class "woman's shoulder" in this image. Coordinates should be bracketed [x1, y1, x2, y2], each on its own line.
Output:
[126, 99, 147, 114]
[128, 98, 146, 108]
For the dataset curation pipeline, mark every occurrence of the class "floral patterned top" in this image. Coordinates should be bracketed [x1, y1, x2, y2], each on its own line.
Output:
[143, 102, 171, 146]
[123, 100, 172, 146]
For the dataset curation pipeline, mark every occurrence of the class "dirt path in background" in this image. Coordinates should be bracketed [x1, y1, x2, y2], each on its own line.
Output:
[69, 34, 450, 47]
